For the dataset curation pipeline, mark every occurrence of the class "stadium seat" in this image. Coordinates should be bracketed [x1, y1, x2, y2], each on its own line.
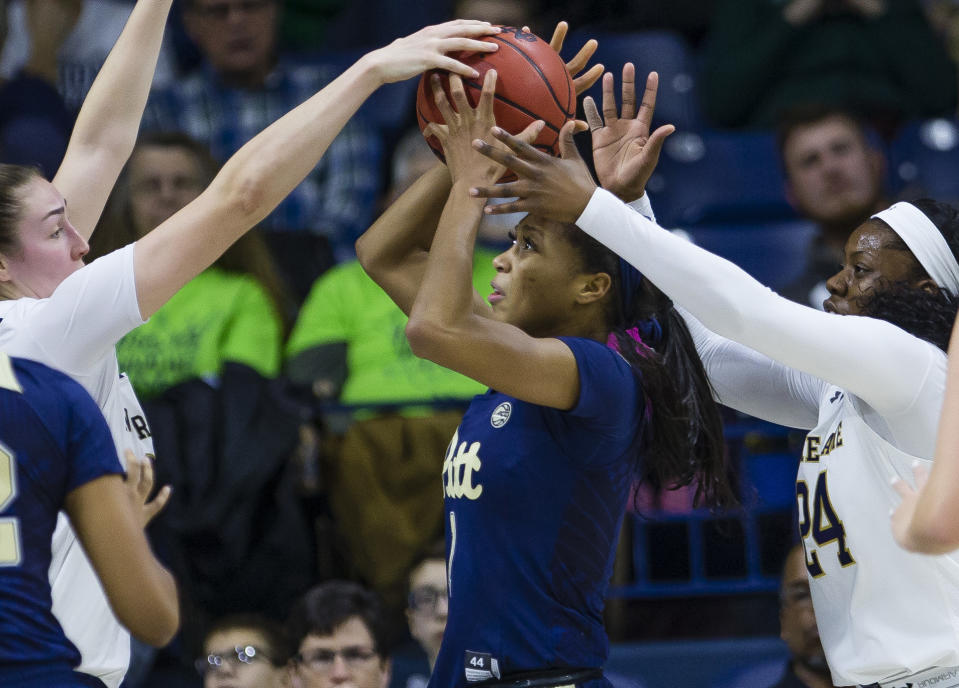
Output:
[683, 219, 817, 292]
[564, 30, 702, 131]
[648, 130, 796, 228]
[889, 118, 959, 204]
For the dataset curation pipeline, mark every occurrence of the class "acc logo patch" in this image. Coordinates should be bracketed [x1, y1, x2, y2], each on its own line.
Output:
[490, 402, 512, 428]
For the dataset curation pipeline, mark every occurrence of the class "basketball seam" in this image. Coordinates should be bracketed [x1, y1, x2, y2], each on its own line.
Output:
[488, 35, 570, 117]
[463, 79, 562, 135]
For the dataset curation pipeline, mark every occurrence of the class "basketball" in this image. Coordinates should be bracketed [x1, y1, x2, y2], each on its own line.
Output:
[415, 26, 576, 166]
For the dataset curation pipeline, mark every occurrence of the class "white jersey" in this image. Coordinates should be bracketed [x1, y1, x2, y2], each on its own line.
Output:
[576, 189, 959, 685]
[0, 244, 150, 688]
[799, 386, 959, 684]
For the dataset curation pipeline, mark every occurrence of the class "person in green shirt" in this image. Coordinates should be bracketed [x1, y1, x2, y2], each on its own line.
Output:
[89, 131, 290, 398]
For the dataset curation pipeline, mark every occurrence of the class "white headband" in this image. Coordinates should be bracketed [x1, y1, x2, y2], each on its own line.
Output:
[872, 202, 959, 297]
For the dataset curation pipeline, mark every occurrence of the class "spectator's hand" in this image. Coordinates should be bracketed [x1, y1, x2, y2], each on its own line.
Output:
[124, 450, 171, 528]
[364, 20, 501, 85]
[585, 64, 674, 203]
[424, 70, 544, 187]
[470, 120, 596, 223]
[24, 0, 82, 82]
[890, 461, 930, 552]
[528, 21, 604, 96]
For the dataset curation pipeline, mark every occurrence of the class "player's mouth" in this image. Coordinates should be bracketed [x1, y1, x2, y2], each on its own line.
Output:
[489, 282, 504, 305]
[823, 299, 840, 314]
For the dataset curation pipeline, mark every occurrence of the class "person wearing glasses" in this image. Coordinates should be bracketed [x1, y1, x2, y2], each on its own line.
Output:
[197, 613, 292, 688]
[400, 543, 448, 688]
[287, 580, 391, 688]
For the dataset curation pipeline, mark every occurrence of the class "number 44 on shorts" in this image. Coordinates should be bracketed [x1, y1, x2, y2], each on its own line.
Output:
[464, 651, 501, 682]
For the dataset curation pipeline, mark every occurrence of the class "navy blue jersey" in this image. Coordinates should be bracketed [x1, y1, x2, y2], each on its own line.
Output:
[0, 354, 123, 672]
[430, 337, 645, 688]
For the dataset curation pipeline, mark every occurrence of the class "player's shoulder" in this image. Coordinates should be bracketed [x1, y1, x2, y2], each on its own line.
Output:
[0, 354, 100, 419]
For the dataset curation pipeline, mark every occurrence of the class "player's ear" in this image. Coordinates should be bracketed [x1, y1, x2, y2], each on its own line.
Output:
[575, 271, 611, 305]
[0, 253, 11, 283]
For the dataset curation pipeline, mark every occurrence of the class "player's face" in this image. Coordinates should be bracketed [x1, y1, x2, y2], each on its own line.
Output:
[294, 617, 390, 688]
[489, 216, 593, 337]
[406, 559, 448, 663]
[0, 177, 87, 299]
[185, 0, 278, 82]
[824, 221, 927, 315]
[779, 547, 828, 671]
[202, 628, 288, 688]
[783, 117, 883, 228]
[128, 145, 207, 237]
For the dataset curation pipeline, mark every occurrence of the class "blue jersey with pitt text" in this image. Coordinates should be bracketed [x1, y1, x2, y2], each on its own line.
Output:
[429, 337, 645, 688]
[0, 354, 123, 674]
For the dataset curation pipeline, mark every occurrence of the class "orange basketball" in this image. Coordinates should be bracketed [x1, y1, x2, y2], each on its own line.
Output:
[415, 26, 575, 167]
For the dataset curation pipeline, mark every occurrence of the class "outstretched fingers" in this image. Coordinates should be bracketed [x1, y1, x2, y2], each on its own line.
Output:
[557, 119, 585, 160]
[471, 133, 539, 179]
[636, 70, 660, 130]
[477, 69, 497, 122]
[448, 73, 472, 117]
[621, 63, 637, 120]
[583, 96, 603, 132]
[601, 71, 618, 123]
[431, 74, 457, 124]
[548, 21, 569, 52]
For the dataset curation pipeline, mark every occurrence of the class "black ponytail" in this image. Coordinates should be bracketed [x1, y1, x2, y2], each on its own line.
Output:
[561, 224, 737, 509]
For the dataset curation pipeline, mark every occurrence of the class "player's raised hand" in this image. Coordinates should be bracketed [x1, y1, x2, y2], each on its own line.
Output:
[890, 461, 931, 552]
[364, 20, 501, 84]
[425, 70, 544, 187]
[586, 64, 675, 203]
[530, 21, 604, 95]
[469, 119, 596, 222]
[123, 450, 172, 528]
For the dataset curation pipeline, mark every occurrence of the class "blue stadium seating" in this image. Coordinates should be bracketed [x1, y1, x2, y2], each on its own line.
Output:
[889, 118, 959, 204]
[648, 130, 796, 228]
[683, 219, 818, 292]
[564, 30, 702, 131]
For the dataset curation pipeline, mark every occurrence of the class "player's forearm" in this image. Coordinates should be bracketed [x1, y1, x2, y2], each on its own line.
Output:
[66, 0, 173, 161]
[907, 320, 959, 553]
[356, 163, 452, 275]
[406, 184, 485, 356]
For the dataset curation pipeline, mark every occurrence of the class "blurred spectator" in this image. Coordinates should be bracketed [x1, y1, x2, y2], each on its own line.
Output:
[0, 0, 176, 112]
[454, 0, 533, 27]
[196, 614, 293, 688]
[284, 133, 495, 611]
[776, 105, 888, 309]
[142, 0, 382, 290]
[89, 130, 289, 399]
[404, 542, 447, 686]
[288, 581, 392, 688]
[0, 0, 76, 177]
[774, 544, 835, 688]
[540, 0, 717, 47]
[701, 0, 957, 133]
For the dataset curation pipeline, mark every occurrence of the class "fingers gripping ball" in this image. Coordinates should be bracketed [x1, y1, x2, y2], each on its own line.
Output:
[416, 26, 576, 166]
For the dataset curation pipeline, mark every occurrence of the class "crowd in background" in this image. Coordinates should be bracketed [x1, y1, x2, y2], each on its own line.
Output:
[2, 0, 959, 686]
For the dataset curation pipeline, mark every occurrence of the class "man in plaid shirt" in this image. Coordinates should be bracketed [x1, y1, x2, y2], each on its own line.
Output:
[143, 0, 382, 252]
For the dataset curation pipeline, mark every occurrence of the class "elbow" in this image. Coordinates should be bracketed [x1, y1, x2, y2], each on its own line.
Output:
[124, 578, 180, 647]
[355, 232, 375, 273]
[405, 316, 448, 362]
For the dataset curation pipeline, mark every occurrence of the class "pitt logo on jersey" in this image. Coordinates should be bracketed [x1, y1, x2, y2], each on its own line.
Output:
[801, 422, 843, 463]
[443, 429, 483, 500]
